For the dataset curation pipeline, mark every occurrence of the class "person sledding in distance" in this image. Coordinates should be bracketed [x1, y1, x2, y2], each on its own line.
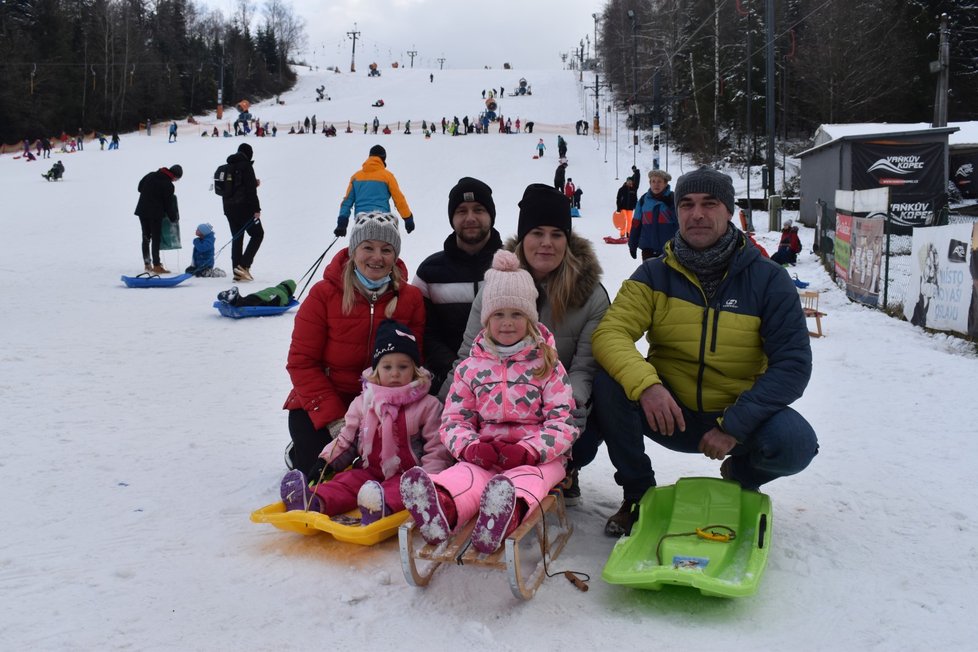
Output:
[217, 279, 295, 307]
[400, 250, 578, 554]
[185, 222, 226, 277]
[334, 145, 416, 237]
[280, 320, 451, 525]
[771, 219, 803, 266]
[42, 160, 65, 181]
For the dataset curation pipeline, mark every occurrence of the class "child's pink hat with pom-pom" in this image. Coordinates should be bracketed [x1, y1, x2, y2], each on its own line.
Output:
[481, 249, 538, 324]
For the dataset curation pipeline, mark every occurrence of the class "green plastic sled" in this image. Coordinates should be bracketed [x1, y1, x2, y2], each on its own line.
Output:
[602, 477, 772, 598]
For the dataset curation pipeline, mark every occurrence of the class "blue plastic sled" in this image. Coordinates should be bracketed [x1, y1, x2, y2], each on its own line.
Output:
[570, 207, 581, 217]
[121, 272, 192, 288]
[213, 298, 299, 319]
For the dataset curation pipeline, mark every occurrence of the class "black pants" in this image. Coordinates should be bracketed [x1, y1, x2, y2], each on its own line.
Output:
[139, 215, 162, 265]
[226, 210, 264, 269]
[288, 409, 333, 476]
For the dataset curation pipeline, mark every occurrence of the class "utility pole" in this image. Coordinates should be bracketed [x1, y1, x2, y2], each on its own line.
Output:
[627, 10, 638, 167]
[584, 75, 609, 135]
[407, 50, 417, 68]
[437, 57, 446, 70]
[217, 38, 225, 120]
[931, 13, 950, 128]
[347, 24, 360, 73]
[764, 0, 776, 200]
[579, 39, 584, 82]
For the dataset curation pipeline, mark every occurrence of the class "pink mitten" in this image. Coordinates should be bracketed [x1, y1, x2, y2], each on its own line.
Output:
[497, 443, 538, 469]
[461, 442, 499, 469]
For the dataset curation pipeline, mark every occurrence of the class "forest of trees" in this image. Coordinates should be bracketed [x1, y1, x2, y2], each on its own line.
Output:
[593, 0, 978, 163]
[0, 0, 304, 144]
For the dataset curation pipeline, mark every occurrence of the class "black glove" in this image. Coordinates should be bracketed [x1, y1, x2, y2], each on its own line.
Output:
[307, 458, 331, 484]
[629, 248, 637, 260]
[404, 216, 415, 234]
[333, 225, 347, 237]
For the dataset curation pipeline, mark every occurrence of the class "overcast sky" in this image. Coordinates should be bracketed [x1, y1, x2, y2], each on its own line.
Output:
[198, 0, 603, 70]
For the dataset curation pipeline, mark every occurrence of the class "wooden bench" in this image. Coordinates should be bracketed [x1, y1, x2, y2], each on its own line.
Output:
[799, 290, 826, 337]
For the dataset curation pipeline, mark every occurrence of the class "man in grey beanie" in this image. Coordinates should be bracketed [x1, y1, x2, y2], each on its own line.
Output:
[591, 166, 818, 538]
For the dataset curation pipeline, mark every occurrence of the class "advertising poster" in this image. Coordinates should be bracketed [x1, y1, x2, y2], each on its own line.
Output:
[903, 223, 976, 335]
[834, 213, 852, 282]
[851, 142, 946, 231]
[847, 217, 885, 306]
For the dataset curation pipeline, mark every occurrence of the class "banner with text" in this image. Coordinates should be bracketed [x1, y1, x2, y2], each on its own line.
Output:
[851, 142, 945, 230]
[903, 223, 978, 336]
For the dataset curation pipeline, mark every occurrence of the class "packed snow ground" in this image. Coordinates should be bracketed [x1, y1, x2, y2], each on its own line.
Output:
[2, 66, 976, 651]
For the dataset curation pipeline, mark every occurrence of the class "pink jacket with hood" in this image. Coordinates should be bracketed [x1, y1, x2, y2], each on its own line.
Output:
[320, 368, 452, 478]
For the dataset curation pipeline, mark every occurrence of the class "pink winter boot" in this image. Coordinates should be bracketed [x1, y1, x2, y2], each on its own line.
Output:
[400, 467, 456, 545]
[471, 474, 520, 554]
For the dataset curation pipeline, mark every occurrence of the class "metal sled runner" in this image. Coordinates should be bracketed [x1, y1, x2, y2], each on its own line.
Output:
[398, 490, 572, 600]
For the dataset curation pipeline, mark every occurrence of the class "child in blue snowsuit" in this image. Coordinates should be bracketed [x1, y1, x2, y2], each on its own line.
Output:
[185, 223, 224, 276]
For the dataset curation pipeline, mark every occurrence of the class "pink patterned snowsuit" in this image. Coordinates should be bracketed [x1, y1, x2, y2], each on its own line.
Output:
[432, 324, 578, 525]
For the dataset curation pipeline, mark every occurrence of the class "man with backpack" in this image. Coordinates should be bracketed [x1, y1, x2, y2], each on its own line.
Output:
[218, 143, 263, 281]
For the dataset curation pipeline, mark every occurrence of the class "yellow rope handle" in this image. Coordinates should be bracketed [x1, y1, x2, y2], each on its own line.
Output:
[655, 525, 738, 565]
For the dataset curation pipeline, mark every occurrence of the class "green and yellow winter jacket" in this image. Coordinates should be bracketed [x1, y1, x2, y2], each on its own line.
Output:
[592, 233, 812, 440]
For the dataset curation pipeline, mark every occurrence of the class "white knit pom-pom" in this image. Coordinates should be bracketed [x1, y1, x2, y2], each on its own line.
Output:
[492, 249, 521, 272]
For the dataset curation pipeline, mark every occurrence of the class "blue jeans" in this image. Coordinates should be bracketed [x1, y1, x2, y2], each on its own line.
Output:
[593, 369, 818, 498]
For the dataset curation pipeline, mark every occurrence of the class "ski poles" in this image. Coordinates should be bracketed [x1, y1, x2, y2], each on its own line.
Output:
[214, 216, 257, 260]
[295, 236, 340, 300]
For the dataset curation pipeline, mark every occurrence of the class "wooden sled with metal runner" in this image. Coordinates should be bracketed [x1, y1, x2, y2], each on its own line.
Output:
[398, 489, 573, 600]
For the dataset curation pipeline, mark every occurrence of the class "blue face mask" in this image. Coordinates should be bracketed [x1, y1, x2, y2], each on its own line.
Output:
[355, 267, 391, 290]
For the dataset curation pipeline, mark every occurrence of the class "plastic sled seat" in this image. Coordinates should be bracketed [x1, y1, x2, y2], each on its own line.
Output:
[250, 501, 408, 546]
[121, 272, 192, 288]
[602, 477, 772, 598]
[213, 298, 299, 319]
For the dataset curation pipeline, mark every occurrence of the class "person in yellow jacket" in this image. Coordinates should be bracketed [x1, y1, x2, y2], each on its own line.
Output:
[334, 145, 415, 236]
[591, 167, 818, 538]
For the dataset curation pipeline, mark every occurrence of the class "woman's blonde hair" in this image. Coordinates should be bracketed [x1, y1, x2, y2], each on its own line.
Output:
[341, 255, 402, 317]
[514, 238, 582, 325]
[485, 316, 557, 379]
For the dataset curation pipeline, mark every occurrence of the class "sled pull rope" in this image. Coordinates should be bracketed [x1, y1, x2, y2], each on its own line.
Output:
[510, 471, 591, 593]
[295, 237, 340, 301]
[655, 524, 737, 565]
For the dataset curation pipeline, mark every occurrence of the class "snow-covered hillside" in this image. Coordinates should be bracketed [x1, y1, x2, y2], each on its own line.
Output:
[1, 65, 975, 652]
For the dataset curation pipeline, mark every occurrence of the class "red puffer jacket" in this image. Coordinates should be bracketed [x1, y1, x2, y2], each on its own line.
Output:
[282, 248, 425, 430]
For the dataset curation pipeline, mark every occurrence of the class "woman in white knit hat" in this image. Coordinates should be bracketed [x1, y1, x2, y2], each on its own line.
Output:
[282, 211, 426, 476]
[400, 249, 578, 555]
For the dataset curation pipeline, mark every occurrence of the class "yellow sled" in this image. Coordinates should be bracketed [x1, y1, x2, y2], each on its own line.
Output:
[251, 501, 408, 546]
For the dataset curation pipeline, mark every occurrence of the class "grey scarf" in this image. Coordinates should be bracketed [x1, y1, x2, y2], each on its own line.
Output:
[671, 224, 740, 300]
